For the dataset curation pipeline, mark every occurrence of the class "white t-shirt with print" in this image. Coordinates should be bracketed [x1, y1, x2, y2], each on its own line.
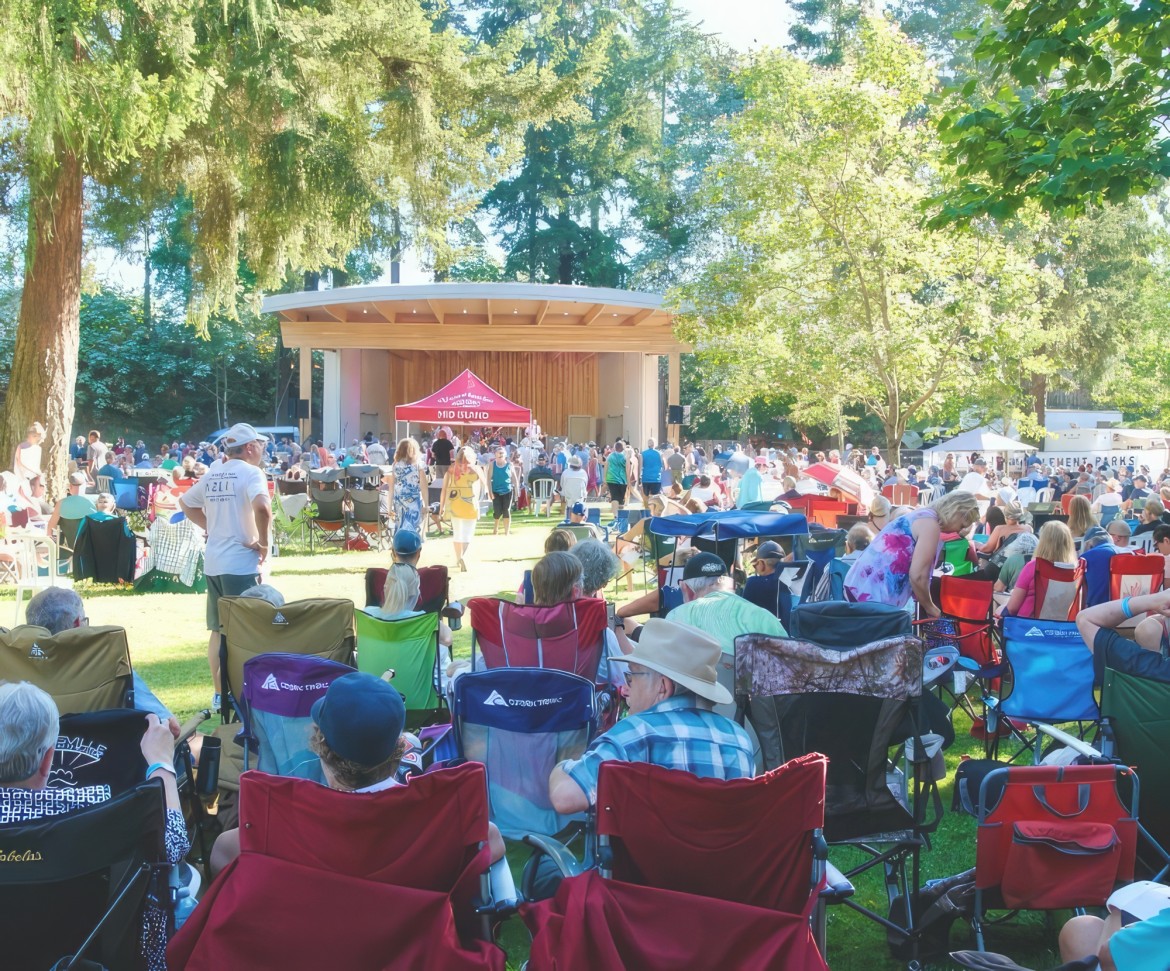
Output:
[181, 459, 268, 576]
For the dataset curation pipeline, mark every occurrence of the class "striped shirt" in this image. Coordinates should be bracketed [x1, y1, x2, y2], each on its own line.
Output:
[563, 695, 754, 805]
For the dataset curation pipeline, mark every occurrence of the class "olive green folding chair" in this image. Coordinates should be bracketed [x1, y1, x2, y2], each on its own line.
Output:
[354, 610, 445, 729]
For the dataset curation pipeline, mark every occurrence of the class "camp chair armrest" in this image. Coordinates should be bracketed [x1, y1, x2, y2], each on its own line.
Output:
[1032, 721, 1104, 760]
[174, 709, 212, 748]
[521, 833, 585, 881]
[820, 861, 855, 903]
[477, 856, 520, 916]
[441, 601, 464, 622]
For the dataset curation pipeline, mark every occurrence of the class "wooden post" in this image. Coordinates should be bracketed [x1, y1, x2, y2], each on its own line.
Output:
[299, 346, 312, 443]
[667, 352, 681, 447]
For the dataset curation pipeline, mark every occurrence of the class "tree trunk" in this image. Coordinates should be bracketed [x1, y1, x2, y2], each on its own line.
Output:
[1, 152, 84, 502]
[1030, 372, 1047, 439]
[884, 419, 905, 468]
[143, 219, 153, 335]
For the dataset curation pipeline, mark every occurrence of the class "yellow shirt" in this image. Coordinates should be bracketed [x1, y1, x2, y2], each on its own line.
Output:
[446, 469, 481, 520]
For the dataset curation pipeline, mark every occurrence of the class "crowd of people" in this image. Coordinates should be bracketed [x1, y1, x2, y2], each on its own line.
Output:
[5, 420, 1170, 968]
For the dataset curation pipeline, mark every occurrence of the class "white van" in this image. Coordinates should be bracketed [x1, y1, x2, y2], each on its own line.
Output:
[208, 425, 300, 445]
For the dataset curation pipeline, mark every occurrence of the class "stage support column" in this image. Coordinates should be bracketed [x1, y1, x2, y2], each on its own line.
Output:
[298, 346, 312, 444]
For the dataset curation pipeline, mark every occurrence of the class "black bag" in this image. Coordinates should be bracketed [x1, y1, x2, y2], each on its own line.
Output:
[887, 867, 977, 960]
[952, 758, 1009, 817]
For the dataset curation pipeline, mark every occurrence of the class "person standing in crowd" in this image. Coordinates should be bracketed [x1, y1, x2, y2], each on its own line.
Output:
[604, 440, 629, 521]
[365, 435, 389, 467]
[385, 438, 429, 541]
[180, 423, 272, 710]
[440, 445, 485, 573]
[86, 429, 107, 470]
[431, 427, 455, 478]
[12, 422, 45, 484]
[640, 438, 663, 499]
[736, 457, 765, 508]
[490, 445, 519, 537]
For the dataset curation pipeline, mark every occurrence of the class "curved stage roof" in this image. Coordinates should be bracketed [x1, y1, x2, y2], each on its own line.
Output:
[262, 282, 688, 353]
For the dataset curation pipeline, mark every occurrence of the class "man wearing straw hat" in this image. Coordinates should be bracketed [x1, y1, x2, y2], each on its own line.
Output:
[548, 619, 754, 814]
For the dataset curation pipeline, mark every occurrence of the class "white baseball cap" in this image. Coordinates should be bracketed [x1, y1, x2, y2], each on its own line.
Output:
[220, 423, 268, 448]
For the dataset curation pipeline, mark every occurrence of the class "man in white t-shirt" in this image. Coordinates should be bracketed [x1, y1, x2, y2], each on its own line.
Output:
[180, 422, 272, 708]
[956, 456, 993, 516]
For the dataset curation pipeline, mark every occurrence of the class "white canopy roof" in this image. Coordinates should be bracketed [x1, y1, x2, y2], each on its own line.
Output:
[931, 429, 1035, 454]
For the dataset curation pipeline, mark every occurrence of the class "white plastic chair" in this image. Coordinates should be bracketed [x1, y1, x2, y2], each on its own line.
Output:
[530, 478, 554, 516]
[12, 533, 71, 624]
[1035, 487, 1054, 503]
[95, 475, 113, 495]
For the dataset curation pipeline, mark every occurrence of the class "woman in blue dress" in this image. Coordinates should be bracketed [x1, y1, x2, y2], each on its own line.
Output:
[385, 437, 429, 541]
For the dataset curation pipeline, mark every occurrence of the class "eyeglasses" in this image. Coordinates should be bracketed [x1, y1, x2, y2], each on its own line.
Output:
[623, 670, 655, 687]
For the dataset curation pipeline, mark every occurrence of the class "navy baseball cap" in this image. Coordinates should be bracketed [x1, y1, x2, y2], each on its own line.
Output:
[683, 552, 728, 580]
[571, 502, 586, 515]
[311, 672, 405, 767]
[392, 529, 422, 555]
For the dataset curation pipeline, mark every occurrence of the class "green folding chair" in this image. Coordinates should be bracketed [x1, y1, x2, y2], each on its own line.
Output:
[941, 537, 975, 576]
[354, 610, 445, 728]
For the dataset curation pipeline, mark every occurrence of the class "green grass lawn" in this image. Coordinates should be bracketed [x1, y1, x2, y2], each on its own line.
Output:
[13, 511, 1075, 969]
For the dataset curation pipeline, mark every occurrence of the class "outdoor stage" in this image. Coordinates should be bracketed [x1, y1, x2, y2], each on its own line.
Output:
[261, 282, 690, 445]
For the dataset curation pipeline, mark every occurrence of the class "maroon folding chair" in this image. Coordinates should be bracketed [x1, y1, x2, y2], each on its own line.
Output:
[467, 597, 608, 682]
[1109, 553, 1165, 601]
[521, 755, 831, 971]
[365, 564, 450, 614]
[167, 764, 505, 970]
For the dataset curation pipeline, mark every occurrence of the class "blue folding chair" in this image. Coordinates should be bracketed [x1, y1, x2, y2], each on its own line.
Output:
[239, 652, 355, 782]
[983, 617, 1100, 761]
[452, 667, 596, 840]
[586, 508, 601, 526]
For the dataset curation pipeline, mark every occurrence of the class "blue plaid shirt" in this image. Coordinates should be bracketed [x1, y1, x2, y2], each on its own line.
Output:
[562, 695, 754, 805]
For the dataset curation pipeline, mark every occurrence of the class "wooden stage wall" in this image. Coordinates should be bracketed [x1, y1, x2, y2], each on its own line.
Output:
[388, 351, 599, 436]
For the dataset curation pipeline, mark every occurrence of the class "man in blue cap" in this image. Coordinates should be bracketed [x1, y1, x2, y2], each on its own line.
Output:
[210, 671, 504, 870]
[391, 527, 423, 567]
[567, 501, 603, 540]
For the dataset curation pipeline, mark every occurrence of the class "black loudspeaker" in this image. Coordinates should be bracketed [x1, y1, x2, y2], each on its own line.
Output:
[296, 399, 311, 418]
[667, 405, 684, 424]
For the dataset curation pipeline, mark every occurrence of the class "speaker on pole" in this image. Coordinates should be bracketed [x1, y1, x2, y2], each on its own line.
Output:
[667, 404, 684, 424]
[296, 399, 311, 419]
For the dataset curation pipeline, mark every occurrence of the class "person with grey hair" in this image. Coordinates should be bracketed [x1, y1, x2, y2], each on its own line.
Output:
[24, 588, 179, 735]
[667, 553, 784, 655]
[0, 681, 188, 969]
[237, 583, 286, 607]
[1106, 518, 1133, 549]
[569, 539, 620, 599]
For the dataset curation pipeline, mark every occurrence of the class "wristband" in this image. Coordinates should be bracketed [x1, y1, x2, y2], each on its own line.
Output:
[146, 761, 176, 779]
[1121, 597, 1134, 619]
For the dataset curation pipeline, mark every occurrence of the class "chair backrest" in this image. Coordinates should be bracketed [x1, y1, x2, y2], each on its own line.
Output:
[1101, 667, 1170, 851]
[586, 507, 601, 525]
[12, 531, 60, 580]
[275, 478, 308, 496]
[240, 652, 355, 780]
[975, 764, 1137, 909]
[307, 468, 344, 485]
[467, 597, 608, 681]
[596, 754, 827, 916]
[0, 625, 133, 713]
[1035, 487, 1054, 503]
[167, 764, 496, 969]
[531, 478, 554, 502]
[95, 474, 113, 494]
[1080, 545, 1118, 607]
[1109, 554, 1164, 600]
[453, 667, 596, 839]
[1099, 505, 1120, 526]
[112, 479, 142, 511]
[1034, 559, 1079, 620]
[309, 486, 346, 519]
[57, 515, 86, 553]
[219, 597, 356, 719]
[364, 565, 448, 612]
[73, 515, 137, 583]
[49, 709, 149, 795]
[348, 489, 382, 523]
[788, 599, 912, 643]
[938, 575, 999, 667]
[0, 781, 168, 971]
[355, 611, 442, 721]
[941, 537, 975, 576]
[998, 617, 1098, 723]
[1061, 493, 1075, 515]
[734, 624, 924, 839]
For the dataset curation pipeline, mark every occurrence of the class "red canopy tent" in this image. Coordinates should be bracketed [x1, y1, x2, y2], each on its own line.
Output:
[394, 369, 532, 427]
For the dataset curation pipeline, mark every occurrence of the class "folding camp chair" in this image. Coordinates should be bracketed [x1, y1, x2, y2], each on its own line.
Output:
[48, 708, 149, 794]
[1078, 544, 1118, 607]
[308, 483, 347, 549]
[882, 483, 920, 506]
[348, 488, 389, 549]
[364, 563, 450, 614]
[982, 617, 1099, 761]
[453, 667, 596, 840]
[344, 463, 382, 490]
[355, 610, 446, 728]
[55, 514, 86, 571]
[520, 756, 833, 971]
[941, 536, 977, 576]
[1109, 553, 1164, 600]
[467, 597, 609, 683]
[1033, 559, 1078, 620]
[307, 467, 344, 485]
[237, 652, 354, 782]
[113, 478, 148, 531]
[11, 533, 70, 624]
[972, 764, 1139, 950]
[166, 764, 508, 970]
[735, 604, 945, 960]
[0, 623, 133, 712]
[937, 575, 1002, 674]
[0, 780, 171, 971]
[73, 515, 138, 583]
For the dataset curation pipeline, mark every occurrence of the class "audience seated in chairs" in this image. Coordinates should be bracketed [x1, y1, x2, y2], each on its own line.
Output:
[210, 671, 505, 875]
[0, 681, 187, 971]
[363, 561, 453, 668]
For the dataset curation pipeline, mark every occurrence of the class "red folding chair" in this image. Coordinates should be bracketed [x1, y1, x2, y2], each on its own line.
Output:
[521, 755, 830, 971]
[467, 597, 608, 682]
[1033, 559, 1079, 620]
[167, 764, 504, 970]
[937, 575, 1001, 671]
[365, 564, 450, 613]
[1060, 493, 1076, 515]
[881, 484, 919, 506]
[1109, 553, 1165, 601]
[805, 497, 849, 528]
[973, 763, 1139, 950]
